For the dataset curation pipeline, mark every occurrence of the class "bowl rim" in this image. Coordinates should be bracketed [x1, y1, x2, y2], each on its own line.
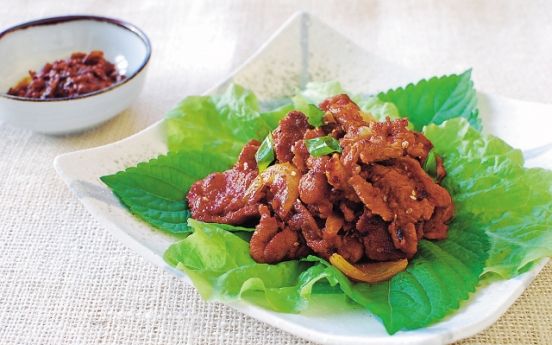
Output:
[0, 15, 152, 103]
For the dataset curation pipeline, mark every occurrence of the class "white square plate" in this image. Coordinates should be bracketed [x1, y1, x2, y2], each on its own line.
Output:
[54, 12, 552, 345]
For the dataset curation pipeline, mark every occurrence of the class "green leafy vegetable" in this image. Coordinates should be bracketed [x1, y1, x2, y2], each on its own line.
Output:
[255, 133, 275, 173]
[165, 84, 274, 167]
[356, 96, 400, 121]
[298, 212, 488, 334]
[424, 118, 552, 278]
[165, 212, 487, 334]
[423, 149, 438, 180]
[163, 219, 326, 312]
[100, 150, 229, 233]
[260, 103, 294, 130]
[359, 212, 488, 333]
[291, 81, 349, 111]
[378, 69, 481, 132]
[304, 136, 342, 156]
[212, 223, 255, 233]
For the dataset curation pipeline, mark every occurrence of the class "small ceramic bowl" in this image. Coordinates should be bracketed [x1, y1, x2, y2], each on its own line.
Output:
[0, 15, 151, 135]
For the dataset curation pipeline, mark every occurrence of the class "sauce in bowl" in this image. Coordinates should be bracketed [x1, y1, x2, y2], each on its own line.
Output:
[8, 51, 125, 99]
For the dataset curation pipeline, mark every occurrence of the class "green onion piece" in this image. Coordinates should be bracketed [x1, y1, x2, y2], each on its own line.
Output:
[255, 133, 275, 172]
[307, 104, 325, 127]
[304, 136, 342, 157]
[423, 149, 437, 181]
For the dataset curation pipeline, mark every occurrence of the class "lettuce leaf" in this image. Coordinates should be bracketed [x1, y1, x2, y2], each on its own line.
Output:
[163, 219, 329, 312]
[165, 84, 274, 167]
[356, 96, 401, 122]
[291, 81, 402, 124]
[165, 212, 487, 334]
[291, 81, 349, 110]
[424, 118, 552, 278]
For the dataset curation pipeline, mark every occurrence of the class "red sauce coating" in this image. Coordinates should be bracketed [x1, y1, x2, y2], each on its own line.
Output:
[7, 51, 126, 99]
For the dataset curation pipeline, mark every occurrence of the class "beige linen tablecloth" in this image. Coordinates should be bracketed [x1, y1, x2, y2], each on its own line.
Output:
[1, 1, 551, 344]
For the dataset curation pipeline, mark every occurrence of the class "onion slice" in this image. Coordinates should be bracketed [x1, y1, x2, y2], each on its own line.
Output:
[329, 253, 408, 284]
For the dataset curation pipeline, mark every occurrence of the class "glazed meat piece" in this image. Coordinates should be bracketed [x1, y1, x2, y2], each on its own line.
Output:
[272, 110, 313, 162]
[298, 156, 333, 218]
[423, 203, 455, 239]
[356, 209, 408, 262]
[358, 157, 452, 255]
[186, 140, 262, 224]
[286, 201, 364, 263]
[249, 205, 310, 264]
[187, 95, 455, 273]
[319, 94, 369, 132]
[435, 156, 447, 184]
[355, 118, 432, 164]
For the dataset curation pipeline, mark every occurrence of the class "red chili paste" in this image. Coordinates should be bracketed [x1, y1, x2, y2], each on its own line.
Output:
[7, 51, 126, 99]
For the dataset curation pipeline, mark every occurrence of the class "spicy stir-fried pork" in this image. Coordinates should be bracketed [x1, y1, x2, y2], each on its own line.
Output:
[187, 94, 454, 269]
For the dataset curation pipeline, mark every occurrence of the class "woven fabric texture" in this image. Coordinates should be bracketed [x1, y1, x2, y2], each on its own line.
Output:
[1, 1, 552, 344]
